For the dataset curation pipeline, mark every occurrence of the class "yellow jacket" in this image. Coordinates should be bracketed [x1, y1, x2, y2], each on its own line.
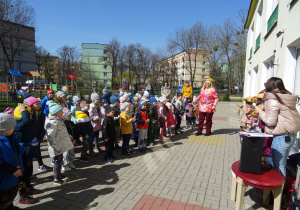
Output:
[120, 111, 132, 135]
[181, 86, 193, 99]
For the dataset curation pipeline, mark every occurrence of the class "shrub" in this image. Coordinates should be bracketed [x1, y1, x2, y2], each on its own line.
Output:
[221, 92, 230, 101]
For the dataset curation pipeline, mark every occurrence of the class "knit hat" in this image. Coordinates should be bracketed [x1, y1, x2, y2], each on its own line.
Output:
[84, 95, 90, 101]
[4, 107, 14, 116]
[66, 95, 73, 102]
[27, 96, 40, 106]
[110, 95, 119, 104]
[143, 90, 150, 99]
[0, 113, 16, 133]
[150, 97, 157, 104]
[91, 93, 100, 101]
[23, 92, 31, 99]
[55, 91, 65, 98]
[101, 99, 109, 106]
[132, 96, 138, 104]
[73, 96, 81, 104]
[159, 96, 167, 103]
[139, 99, 147, 107]
[105, 106, 114, 115]
[47, 89, 55, 95]
[120, 94, 129, 103]
[62, 108, 71, 119]
[47, 101, 63, 116]
[121, 102, 131, 111]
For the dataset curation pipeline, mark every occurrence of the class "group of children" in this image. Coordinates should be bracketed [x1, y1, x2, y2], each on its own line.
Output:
[0, 87, 202, 209]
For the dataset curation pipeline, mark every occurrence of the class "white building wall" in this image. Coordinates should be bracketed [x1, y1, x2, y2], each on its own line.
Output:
[244, 0, 300, 98]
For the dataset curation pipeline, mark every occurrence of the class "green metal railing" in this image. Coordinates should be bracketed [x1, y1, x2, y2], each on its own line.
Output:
[255, 33, 261, 49]
[267, 5, 278, 32]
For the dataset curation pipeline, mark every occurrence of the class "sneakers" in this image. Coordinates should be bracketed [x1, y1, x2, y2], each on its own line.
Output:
[138, 148, 145, 153]
[68, 163, 76, 169]
[62, 165, 71, 172]
[53, 179, 67, 186]
[59, 174, 69, 181]
[80, 157, 89, 162]
[94, 148, 100, 153]
[195, 132, 203, 136]
[26, 185, 43, 195]
[105, 158, 113, 163]
[38, 165, 53, 172]
[122, 154, 130, 157]
[19, 194, 39, 204]
[150, 143, 154, 147]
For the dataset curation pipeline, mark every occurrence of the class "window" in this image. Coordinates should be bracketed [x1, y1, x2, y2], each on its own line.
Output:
[203, 54, 206, 58]
[17, 52, 21, 57]
[17, 63, 22, 70]
[266, 0, 279, 32]
[103, 49, 107, 54]
[104, 80, 108, 84]
[202, 68, 205, 72]
[16, 28, 20, 34]
[267, 61, 274, 79]
[203, 61, 205, 65]
[103, 57, 107, 61]
[255, 2, 263, 50]
[104, 65, 107, 69]
[104, 72, 108, 77]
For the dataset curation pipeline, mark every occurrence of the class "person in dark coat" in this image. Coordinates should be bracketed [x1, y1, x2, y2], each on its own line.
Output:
[102, 106, 116, 162]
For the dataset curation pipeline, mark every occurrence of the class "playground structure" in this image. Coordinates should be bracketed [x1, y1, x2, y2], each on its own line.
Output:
[0, 71, 79, 102]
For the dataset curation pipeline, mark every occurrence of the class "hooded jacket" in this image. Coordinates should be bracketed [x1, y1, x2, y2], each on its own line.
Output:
[259, 92, 300, 135]
[89, 102, 101, 132]
[0, 135, 23, 190]
[45, 116, 74, 157]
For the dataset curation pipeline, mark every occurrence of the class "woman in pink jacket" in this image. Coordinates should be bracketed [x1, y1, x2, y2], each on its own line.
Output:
[194, 77, 219, 136]
[256, 77, 300, 177]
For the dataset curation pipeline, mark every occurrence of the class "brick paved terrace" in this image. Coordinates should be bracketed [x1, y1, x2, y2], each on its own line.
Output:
[14, 102, 261, 210]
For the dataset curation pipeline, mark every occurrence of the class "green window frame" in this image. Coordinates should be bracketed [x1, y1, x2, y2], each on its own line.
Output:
[255, 34, 261, 49]
[267, 5, 278, 32]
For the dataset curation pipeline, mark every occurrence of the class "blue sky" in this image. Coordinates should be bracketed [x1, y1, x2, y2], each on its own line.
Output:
[27, 0, 250, 56]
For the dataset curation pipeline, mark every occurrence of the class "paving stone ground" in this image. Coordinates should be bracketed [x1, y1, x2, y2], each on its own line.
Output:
[13, 102, 261, 210]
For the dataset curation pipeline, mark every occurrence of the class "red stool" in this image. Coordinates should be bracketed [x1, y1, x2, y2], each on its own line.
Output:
[230, 161, 285, 210]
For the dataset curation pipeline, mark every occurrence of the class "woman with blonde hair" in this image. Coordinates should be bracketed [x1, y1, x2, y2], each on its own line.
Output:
[193, 76, 219, 136]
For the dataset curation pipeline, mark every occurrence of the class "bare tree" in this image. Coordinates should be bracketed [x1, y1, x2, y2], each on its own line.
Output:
[106, 38, 121, 86]
[167, 22, 207, 89]
[0, 0, 36, 73]
[56, 45, 80, 84]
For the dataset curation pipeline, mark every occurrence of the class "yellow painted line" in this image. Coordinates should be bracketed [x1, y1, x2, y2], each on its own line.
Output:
[186, 135, 226, 146]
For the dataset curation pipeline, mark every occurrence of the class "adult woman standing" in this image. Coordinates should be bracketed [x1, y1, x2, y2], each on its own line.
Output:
[161, 83, 171, 100]
[194, 77, 219, 136]
[255, 77, 300, 177]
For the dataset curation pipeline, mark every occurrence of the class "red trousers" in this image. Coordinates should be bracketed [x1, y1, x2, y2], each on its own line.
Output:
[197, 112, 214, 133]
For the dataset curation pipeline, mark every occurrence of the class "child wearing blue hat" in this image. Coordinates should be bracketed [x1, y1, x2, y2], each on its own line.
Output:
[45, 102, 74, 186]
